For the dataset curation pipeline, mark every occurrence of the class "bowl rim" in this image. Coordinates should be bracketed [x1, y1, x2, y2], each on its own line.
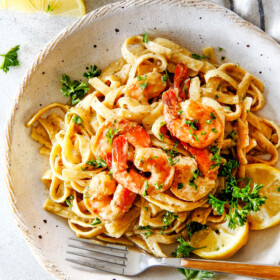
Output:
[3, 0, 280, 279]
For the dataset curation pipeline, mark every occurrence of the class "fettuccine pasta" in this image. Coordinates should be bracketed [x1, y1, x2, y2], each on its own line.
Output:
[26, 34, 279, 258]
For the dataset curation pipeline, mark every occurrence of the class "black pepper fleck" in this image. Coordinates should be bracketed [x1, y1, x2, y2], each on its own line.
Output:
[38, 235, 42, 239]
[86, 67, 89, 70]
[33, 226, 36, 228]
[42, 72, 45, 74]
[259, 71, 262, 74]
[43, 219, 47, 224]
[56, 225, 58, 227]
[39, 104, 42, 106]
[246, 45, 250, 48]
[199, 17, 202, 19]
[93, 44, 97, 48]
[62, 60, 64, 62]
[115, 28, 119, 33]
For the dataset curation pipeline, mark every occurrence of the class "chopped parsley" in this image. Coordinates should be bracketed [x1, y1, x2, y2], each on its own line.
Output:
[86, 156, 107, 168]
[161, 211, 179, 232]
[65, 195, 74, 207]
[0, 45, 20, 73]
[139, 82, 148, 90]
[189, 128, 199, 141]
[191, 53, 209, 60]
[61, 74, 89, 105]
[149, 156, 158, 160]
[83, 65, 101, 79]
[218, 47, 223, 52]
[221, 56, 226, 60]
[186, 119, 198, 130]
[168, 157, 180, 166]
[215, 94, 219, 99]
[205, 119, 212, 124]
[178, 110, 183, 115]
[218, 159, 239, 178]
[212, 128, 218, 133]
[139, 225, 154, 238]
[108, 170, 113, 179]
[189, 169, 201, 189]
[172, 237, 205, 258]
[227, 130, 237, 140]
[184, 83, 189, 94]
[106, 127, 118, 145]
[177, 183, 184, 190]
[178, 268, 214, 280]
[210, 112, 216, 120]
[160, 121, 166, 127]
[143, 181, 149, 196]
[143, 32, 150, 43]
[159, 133, 165, 143]
[186, 221, 207, 238]
[169, 143, 179, 158]
[72, 115, 83, 126]
[154, 182, 164, 190]
[137, 75, 148, 90]
[201, 131, 207, 135]
[162, 70, 169, 82]
[46, 3, 53, 13]
[91, 217, 102, 226]
[209, 145, 222, 170]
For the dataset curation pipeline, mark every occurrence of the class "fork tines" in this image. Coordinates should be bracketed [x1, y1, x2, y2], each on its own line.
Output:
[66, 237, 128, 275]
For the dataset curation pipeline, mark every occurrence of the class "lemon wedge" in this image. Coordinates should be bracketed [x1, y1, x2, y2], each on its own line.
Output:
[245, 163, 280, 230]
[1, 0, 86, 17]
[189, 221, 249, 259]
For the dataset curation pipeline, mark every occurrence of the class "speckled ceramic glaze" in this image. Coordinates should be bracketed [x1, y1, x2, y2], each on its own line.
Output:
[4, 1, 280, 279]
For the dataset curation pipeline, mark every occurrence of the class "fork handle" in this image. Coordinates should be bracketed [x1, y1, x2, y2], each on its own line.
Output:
[181, 259, 280, 280]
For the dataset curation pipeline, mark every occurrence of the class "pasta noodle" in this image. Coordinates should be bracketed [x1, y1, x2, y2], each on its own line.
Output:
[26, 34, 279, 258]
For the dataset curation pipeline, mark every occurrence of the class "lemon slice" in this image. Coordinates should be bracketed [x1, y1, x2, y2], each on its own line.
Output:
[189, 221, 249, 259]
[245, 163, 280, 230]
[1, 0, 86, 17]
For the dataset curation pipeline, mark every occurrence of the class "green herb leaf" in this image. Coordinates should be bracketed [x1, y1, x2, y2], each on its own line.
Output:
[139, 225, 154, 238]
[160, 121, 166, 127]
[205, 119, 212, 124]
[91, 217, 102, 226]
[189, 128, 200, 141]
[178, 268, 214, 280]
[65, 195, 74, 207]
[159, 133, 165, 143]
[210, 112, 216, 120]
[192, 53, 209, 60]
[143, 32, 150, 43]
[189, 169, 201, 189]
[0, 45, 20, 73]
[212, 128, 218, 133]
[221, 56, 226, 60]
[72, 115, 83, 125]
[177, 182, 184, 190]
[86, 156, 107, 168]
[178, 110, 183, 115]
[218, 47, 223, 52]
[83, 65, 101, 79]
[46, 3, 53, 12]
[143, 181, 149, 196]
[168, 157, 180, 166]
[162, 211, 178, 227]
[61, 74, 89, 105]
[139, 82, 148, 90]
[162, 70, 169, 82]
[106, 127, 118, 145]
[186, 119, 199, 130]
[172, 237, 205, 258]
[218, 159, 239, 178]
[186, 221, 207, 238]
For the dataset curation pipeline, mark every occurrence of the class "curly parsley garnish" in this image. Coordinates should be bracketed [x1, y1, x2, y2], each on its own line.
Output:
[0, 45, 20, 73]
[172, 237, 205, 258]
[186, 221, 207, 238]
[209, 146, 222, 170]
[61, 74, 89, 105]
[178, 268, 214, 280]
[83, 65, 101, 79]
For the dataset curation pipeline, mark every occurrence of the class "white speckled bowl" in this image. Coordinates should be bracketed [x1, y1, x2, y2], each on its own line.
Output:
[4, 0, 280, 279]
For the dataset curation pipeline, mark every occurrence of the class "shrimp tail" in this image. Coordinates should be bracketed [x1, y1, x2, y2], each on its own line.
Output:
[162, 89, 181, 118]
[174, 62, 190, 100]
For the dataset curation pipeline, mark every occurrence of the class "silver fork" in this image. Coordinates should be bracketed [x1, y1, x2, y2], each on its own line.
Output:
[66, 237, 280, 279]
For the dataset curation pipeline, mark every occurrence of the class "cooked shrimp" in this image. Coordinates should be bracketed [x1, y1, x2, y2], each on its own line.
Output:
[92, 118, 151, 166]
[112, 135, 175, 196]
[125, 71, 166, 103]
[84, 171, 136, 221]
[173, 62, 190, 100]
[170, 156, 216, 202]
[162, 89, 222, 148]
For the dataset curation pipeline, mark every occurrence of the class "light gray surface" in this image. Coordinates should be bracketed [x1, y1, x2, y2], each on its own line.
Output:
[0, 2, 117, 280]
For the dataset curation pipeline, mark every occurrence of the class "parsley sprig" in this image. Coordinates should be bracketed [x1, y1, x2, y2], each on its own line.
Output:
[192, 53, 209, 60]
[91, 217, 102, 226]
[172, 237, 205, 258]
[139, 225, 154, 238]
[0, 45, 20, 73]
[106, 127, 118, 145]
[143, 32, 150, 43]
[186, 221, 207, 238]
[61, 74, 89, 105]
[83, 65, 101, 79]
[178, 268, 214, 280]
[209, 159, 267, 229]
[189, 169, 201, 189]
[65, 195, 74, 207]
